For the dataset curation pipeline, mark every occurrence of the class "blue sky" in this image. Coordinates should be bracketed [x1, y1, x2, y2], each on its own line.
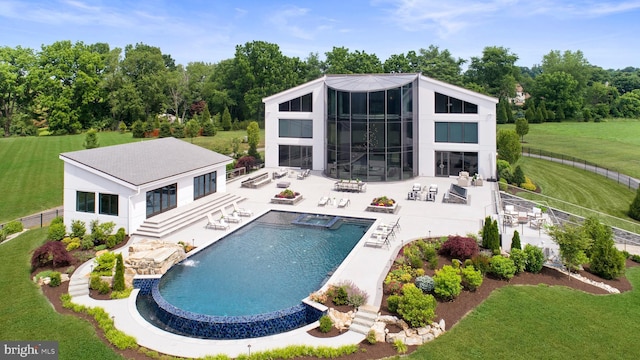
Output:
[1, 0, 639, 70]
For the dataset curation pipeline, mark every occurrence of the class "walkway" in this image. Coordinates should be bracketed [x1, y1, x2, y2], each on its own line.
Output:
[68, 172, 512, 358]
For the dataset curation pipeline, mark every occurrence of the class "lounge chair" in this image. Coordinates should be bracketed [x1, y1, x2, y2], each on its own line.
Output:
[338, 198, 350, 208]
[232, 202, 253, 217]
[365, 232, 389, 248]
[206, 213, 230, 230]
[221, 208, 241, 223]
[318, 196, 329, 206]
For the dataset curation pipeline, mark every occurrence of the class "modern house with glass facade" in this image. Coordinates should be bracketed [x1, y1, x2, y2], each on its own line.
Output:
[263, 74, 498, 182]
[59, 137, 232, 234]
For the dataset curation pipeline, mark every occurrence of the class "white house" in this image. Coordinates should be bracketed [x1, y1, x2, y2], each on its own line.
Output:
[263, 74, 498, 181]
[59, 137, 232, 234]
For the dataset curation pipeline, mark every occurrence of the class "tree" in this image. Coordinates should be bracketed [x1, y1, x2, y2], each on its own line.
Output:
[324, 46, 383, 74]
[0, 46, 36, 136]
[496, 129, 521, 164]
[464, 46, 519, 98]
[512, 165, 525, 186]
[548, 223, 592, 273]
[584, 217, 625, 280]
[383, 46, 465, 85]
[184, 119, 200, 142]
[511, 230, 521, 250]
[159, 120, 172, 138]
[247, 121, 260, 160]
[531, 71, 580, 120]
[83, 128, 99, 149]
[112, 253, 125, 291]
[221, 107, 232, 131]
[515, 118, 529, 142]
[119, 43, 168, 120]
[496, 99, 508, 124]
[628, 187, 640, 221]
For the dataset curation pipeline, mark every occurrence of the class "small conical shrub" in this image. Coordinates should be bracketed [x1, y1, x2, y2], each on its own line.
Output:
[511, 230, 521, 250]
[112, 253, 125, 291]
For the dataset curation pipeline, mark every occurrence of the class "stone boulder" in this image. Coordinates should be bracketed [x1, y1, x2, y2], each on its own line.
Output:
[125, 239, 186, 275]
[328, 308, 354, 331]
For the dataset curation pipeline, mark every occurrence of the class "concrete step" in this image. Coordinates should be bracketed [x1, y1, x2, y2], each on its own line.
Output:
[348, 322, 372, 335]
[68, 278, 90, 297]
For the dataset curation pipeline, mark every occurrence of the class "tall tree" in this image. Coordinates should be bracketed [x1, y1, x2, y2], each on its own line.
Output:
[496, 129, 521, 164]
[464, 46, 518, 98]
[119, 43, 168, 120]
[515, 118, 529, 142]
[0, 46, 35, 136]
[384, 46, 465, 85]
[324, 46, 383, 74]
[246, 121, 260, 160]
[531, 71, 580, 120]
[548, 223, 592, 273]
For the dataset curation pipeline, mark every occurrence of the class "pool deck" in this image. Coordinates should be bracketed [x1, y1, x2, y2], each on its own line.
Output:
[70, 170, 558, 358]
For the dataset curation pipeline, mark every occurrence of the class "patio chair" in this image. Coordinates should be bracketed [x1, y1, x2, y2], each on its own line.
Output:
[232, 202, 253, 217]
[221, 208, 241, 223]
[206, 213, 230, 230]
[318, 196, 329, 206]
[505, 205, 517, 216]
[338, 198, 350, 208]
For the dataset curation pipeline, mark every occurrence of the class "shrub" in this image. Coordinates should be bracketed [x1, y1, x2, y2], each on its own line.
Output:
[490, 255, 516, 280]
[393, 339, 408, 354]
[366, 330, 377, 344]
[471, 253, 492, 274]
[98, 281, 111, 294]
[3, 220, 23, 235]
[81, 234, 94, 250]
[115, 227, 126, 244]
[94, 252, 116, 275]
[590, 245, 626, 280]
[631, 254, 640, 263]
[521, 176, 537, 191]
[51, 216, 64, 226]
[65, 238, 81, 251]
[94, 244, 107, 251]
[90, 220, 116, 245]
[70, 220, 86, 238]
[318, 315, 333, 333]
[629, 187, 640, 221]
[414, 275, 435, 293]
[387, 294, 401, 313]
[511, 230, 521, 250]
[433, 265, 462, 300]
[439, 235, 479, 260]
[235, 155, 257, 172]
[498, 178, 508, 191]
[309, 291, 328, 304]
[49, 272, 62, 287]
[509, 248, 527, 274]
[90, 274, 102, 290]
[31, 241, 73, 270]
[397, 284, 437, 328]
[106, 235, 117, 249]
[328, 285, 348, 306]
[112, 253, 125, 291]
[48, 223, 67, 241]
[346, 284, 369, 308]
[524, 244, 545, 273]
[461, 266, 483, 291]
[512, 165, 525, 186]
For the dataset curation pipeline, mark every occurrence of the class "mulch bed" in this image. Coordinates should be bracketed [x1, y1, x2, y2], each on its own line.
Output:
[36, 247, 637, 360]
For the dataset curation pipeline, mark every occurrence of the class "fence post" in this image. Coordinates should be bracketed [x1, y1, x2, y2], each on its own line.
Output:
[40, 213, 43, 228]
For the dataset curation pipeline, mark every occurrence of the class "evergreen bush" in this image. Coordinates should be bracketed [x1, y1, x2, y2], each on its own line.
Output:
[523, 244, 545, 273]
[397, 284, 437, 328]
[509, 248, 527, 273]
[460, 265, 483, 291]
[629, 187, 640, 221]
[70, 220, 86, 238]
[414, 275, 435, 293]
[511, 230, 521, 250]
[386, 294, 401, 313]
[49, 272, 62, 287]
[3, 220, 23, 235]
[47, 223, 67, 241]
[433, 265, 462, 300]
[319, 315, 333, 333]
[112, 254, 125, 291]
[490, 255, 516, 280]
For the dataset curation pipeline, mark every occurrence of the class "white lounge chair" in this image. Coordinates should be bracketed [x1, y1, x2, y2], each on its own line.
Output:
[206, 213, 230, 230]
[318, 196, 329, 206]
[221, 208, 241, 223]
[232, 202, 253, 217]
[365, 232, 389, 248]
[338, 198, 350, 208]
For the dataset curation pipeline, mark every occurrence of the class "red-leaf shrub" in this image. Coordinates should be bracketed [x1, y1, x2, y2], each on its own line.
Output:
[438, 235, 479, 260]
[31, 241, 73, 270]
[235, 156, 256, 171]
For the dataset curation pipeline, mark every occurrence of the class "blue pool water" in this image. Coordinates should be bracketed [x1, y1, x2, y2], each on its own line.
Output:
[149, 211, 372, 319]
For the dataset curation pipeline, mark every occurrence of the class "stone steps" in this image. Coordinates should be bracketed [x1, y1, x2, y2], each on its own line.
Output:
[349, 305, 378, 335]
[68, 277, 90, 297]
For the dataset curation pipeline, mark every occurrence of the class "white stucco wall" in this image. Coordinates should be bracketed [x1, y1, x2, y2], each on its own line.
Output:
[63, 162, 230, 235]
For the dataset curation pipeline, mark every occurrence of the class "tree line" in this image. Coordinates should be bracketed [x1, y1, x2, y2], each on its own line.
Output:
[2, 40, 640, 137]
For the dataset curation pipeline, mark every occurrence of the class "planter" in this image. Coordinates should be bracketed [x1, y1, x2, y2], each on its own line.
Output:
[365, 203, 398, 214]
[271, 194, 303, 205]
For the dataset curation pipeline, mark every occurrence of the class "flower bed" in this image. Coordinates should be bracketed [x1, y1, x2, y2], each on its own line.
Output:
[366, 196, 397, 213]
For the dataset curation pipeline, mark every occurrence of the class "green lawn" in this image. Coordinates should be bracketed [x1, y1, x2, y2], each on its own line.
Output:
[0, 228, 123, 360]
[0, 130, 258, 224]
[498, 118, 640, 179]
[410, 267, 640, 359]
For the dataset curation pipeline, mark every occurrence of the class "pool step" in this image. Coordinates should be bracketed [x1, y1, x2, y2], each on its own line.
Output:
[349, 305, 378, 335]
[68, 277, 90, 298]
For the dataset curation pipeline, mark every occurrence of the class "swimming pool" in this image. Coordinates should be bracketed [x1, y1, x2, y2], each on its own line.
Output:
[135, 210, 374, 339]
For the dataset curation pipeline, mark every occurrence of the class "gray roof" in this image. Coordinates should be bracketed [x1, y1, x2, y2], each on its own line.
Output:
[60, 137, 232, 186]
[325, 74, 418, 91]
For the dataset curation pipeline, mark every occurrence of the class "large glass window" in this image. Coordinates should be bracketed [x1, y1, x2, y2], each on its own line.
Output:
[278, 119, 312, 138]
[435, 122, 478, 143]
[435, 93, 478, 114]
[325, 83, 415, 182]
[99, 193, 118, 216]
[278, 93, 312, 112]
[76, 191, 95, 213]
[194, 172, 217, 200]
[146, 184, 177, 218]
[279, 145, 312, 169]
[435, 151, 479, 176]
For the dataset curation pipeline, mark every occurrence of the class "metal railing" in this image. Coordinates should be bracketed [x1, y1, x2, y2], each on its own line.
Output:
[522, 147, 639, 190]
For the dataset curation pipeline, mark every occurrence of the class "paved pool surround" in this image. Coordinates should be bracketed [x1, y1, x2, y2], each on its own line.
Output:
[134, 277, 324, 339]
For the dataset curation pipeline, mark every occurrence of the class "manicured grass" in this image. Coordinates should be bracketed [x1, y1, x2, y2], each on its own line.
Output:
[410, 267, 640, 360]
[0, 228, 123, 360]
[498, 118, 640, 179]
[515, 157, 638, 230]
[0, 130, 257, 223]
